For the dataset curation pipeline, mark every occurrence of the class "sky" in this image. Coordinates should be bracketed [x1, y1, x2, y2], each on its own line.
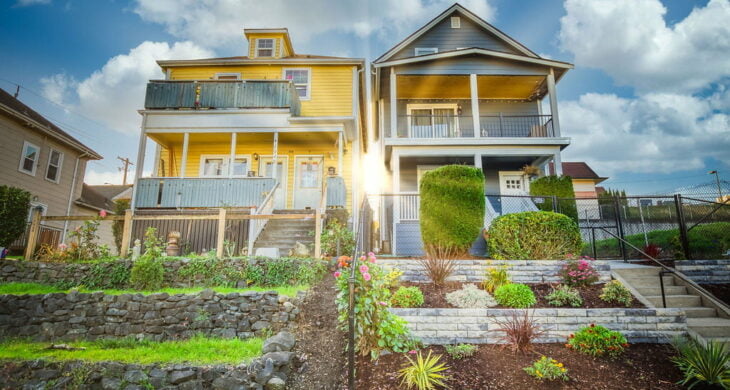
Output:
[1, 0, 728, 195]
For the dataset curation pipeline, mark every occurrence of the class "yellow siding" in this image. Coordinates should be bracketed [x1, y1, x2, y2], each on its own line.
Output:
[168, 65, 354, 117]
[246, 33, 289, 58]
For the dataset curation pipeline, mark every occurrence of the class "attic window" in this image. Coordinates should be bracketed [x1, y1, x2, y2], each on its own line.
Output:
[415, 47, 438, 56]
[215, 73, 241, 80]
[256, 38, 275, 57]
[451, 16, 461, 28]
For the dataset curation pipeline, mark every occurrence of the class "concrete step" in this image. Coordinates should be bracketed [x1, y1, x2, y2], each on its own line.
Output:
[622, 276, 676, 287]
[259, 231, 314, 238]
[635, 285, 688, 296]
[687, 318, 730, 338]
[683, 307, 718, 318]
[705, 337, 730, 349]
[646, 295, 702, 308]
[273, 209, 315, 214]
[614, 267, 662, 277]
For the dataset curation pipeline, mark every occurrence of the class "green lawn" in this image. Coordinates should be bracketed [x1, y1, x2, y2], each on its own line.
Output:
[0, 282, 307, 297]
[0, 335, 263, 365]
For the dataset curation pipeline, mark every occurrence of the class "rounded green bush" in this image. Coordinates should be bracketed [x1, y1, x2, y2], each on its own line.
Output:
[494, 283, 536, 308]
[487, 211, 582, 260]
[391, 286, 425, 308]
[419, 165, 485, 256]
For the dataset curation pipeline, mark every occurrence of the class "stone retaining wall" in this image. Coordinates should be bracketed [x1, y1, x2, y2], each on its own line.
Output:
[0, 289, 299, 341]
[391, 307, 686, 345]
[0, 331, 298, 390]
[378, 259, 612, 284]
[675, 260, 730, 284]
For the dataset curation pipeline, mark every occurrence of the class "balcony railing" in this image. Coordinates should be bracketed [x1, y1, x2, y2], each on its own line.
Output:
[395, 114, 554, 139]
[135, 177, 277, 209]
[144, 80, 301, 115]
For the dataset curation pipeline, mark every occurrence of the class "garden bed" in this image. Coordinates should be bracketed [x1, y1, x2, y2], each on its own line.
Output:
[354, 343, 684, 389]
[700, 283, 730, 306]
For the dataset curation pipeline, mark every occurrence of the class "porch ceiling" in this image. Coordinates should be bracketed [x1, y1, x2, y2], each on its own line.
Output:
[396, 75, 545, 100]
[148, 131, 338, 149]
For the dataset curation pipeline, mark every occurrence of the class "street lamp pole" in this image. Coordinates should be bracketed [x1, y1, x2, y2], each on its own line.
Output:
[709, 170, 723, 200]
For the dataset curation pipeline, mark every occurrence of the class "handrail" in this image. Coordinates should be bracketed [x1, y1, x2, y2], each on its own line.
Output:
[247, 181, 280, 256]
[347, 198, 370, 390]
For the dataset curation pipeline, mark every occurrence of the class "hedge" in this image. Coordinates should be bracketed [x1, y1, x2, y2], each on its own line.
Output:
[420, 165, 485, 256]
[487, 211, 582, 260]
[529, 175, 578, 221]
[0, 185, 31, 248]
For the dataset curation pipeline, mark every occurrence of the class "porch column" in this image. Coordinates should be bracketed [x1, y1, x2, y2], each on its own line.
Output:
[129, 114, 148, 210]
[390, 67, 397, 138]
[152, 144, 161, 176]
[553, 151, 563, 176]
[272, 131, 279, 180]
[474, 154, 482, 170]
[228, 132, 237, 177]
[391, 151, 400, 255]
[470, 74, 480, 137]
[547, 68, 561, 137]
[180, 132, 189, 178]
[338, 131, 344, 176]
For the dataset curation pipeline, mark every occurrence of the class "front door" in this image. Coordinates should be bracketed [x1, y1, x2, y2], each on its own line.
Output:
[293, 156, 323, 209]
[259, 156, 288, 209]
[499, 171, 528, 195]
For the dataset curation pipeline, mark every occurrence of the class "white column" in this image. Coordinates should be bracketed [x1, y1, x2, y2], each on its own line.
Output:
[547, 69, 561, 137]
[390, 67, 397, 138]
[338, 131, 344, 176]
[129, 114, 148, 210]
[152, 144, 161, 176]
[180, 132, 189, 178]
[272, 131, 279, 180]
[470, 74, 480, 137]
[474, 154, 482, 170]
[391, 150, 400, 255]
[228, 132, 237, 177]
[553, 151, 563, 176]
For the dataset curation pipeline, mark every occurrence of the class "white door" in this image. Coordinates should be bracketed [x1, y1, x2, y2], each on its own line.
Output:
[293, 156, 323, 209]
[499, 172, 528, 195]
[259, 156, 288, 209]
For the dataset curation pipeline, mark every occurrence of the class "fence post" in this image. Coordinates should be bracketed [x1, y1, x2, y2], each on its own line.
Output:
[551, 195, 558, 213]
[314, 209, 322, 259]
[119, 209, 134, 258]
[216, 208, 227, 258]
[23, 207, 43, 260]
[614, 196, 627, 261]
[674, 194, 691, 260]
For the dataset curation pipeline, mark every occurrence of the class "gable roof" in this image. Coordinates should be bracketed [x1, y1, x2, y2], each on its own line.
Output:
[244, 28, 295, 55]
[75, 184, 117, 212]
[0, 88, 102, 159]
[374, 3, 538, 64]
[550, 162, 608, 182]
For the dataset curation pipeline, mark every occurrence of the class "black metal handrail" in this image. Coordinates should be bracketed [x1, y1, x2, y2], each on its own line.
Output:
[347, 199, 370, 390]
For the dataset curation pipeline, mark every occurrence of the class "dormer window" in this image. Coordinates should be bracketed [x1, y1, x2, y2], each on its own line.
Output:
[415, 47, 438, 56]
[451, 16, 461, 28]
[256, 38, 275, 57]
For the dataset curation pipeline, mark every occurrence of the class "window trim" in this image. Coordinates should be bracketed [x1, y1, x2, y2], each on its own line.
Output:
[282, 67, 312, 101]
[27, 201, 48, 223]
[44, 148, 64, 184]
[18, 140, 40, 176]
[199, 154, 252, 178]
[450, 16, 461, 28]
[406, 103, 460, 138]
[255, 38, 276, 58]
[414, 47, 439, 56]
[214, 73, 241, 80]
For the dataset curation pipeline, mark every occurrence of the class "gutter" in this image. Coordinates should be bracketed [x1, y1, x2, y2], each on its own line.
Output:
[62, 152, 88, 243]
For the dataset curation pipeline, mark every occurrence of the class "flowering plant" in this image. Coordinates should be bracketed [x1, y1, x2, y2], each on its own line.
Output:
[36, 211, 110, 262]
[523, 356, 568, 381]
[559, 255, 599, 287]
[566, 324, 628, 358]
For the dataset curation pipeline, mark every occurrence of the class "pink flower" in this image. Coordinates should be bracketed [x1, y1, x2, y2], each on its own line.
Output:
[333, 271, 342, 278]
[362, 272, 371, 281]
[367, 252, 375, 257]
[379, 301, 388, 306]
[99, 210, 107, 218]
[58, 243, 67, 250]
[359, 265, 369, 273]
[368, 256, 376, 263]
[408, 350, 418, 354]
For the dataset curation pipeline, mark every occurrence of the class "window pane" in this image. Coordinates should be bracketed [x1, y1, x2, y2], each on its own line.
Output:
[258, 39, 273, 48]
[412, 109, 431, 126]
[295, 85, 308, 97]
[285, 70, 308, 84]
[298, 161, 320, 188]
[23, 158, 34, 172]
[46, 165, 58, 181]
[24, 145, 38, 160]
[49, 150, 60, 166]
[204, 158, 224, 176]
[232, 158, 247, 176]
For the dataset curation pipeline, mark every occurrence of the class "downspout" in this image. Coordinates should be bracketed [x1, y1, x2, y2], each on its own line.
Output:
[62, 152, 89, 243]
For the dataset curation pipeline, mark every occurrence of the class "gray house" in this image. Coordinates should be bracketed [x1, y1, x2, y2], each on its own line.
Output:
[371, 4, 573, 255]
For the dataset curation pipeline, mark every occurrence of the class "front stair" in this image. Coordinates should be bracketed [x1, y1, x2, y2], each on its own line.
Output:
[614, 264, 730, 347]
[252, 209, 315, 256]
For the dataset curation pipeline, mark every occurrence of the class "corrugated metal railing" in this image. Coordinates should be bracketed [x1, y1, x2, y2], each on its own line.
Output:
[144, 80, 301, 115]
[135, 177, 276, 209]
[326, 176, 347, 208]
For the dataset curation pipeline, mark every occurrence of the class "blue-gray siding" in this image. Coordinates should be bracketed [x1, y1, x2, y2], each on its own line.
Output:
[135, 178, 276, 209]
[326, 176, 347, 208]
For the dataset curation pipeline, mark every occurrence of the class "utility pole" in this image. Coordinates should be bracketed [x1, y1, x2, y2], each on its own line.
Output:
[709, 170, 723, 200]
[117, 156, 134, 185]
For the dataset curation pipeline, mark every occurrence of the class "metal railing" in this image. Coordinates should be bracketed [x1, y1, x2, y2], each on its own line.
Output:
[399, 114, 468, 138]
[347, 198, 372, 390]
[480, 114, 554, 137]
[135, 177, 276, 209]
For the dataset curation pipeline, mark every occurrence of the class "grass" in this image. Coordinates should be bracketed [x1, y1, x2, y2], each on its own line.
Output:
[0, 335, 263, 365]
[1, 256, 23, 260]
[0, 282, 307, 297]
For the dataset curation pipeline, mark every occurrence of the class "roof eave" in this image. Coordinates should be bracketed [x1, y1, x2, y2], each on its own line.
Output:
[373, 48, 573, 70]
[157, 58, 365, 67]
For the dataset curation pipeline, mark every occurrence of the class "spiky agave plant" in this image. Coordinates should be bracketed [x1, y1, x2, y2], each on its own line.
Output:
[671, 337, 730, 389]
[398, 350, 450, 390]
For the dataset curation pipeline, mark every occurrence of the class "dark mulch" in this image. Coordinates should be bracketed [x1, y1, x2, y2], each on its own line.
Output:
[700, 283, 730, 306]
[289, 277, 345, 390]
[401, 281, 644, 309]
[354, 343, 684, 390]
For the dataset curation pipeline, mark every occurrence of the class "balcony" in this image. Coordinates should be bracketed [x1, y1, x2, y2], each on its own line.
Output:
[135, 177, 277, 209]
[394, 114, 554, 139]
[144, 80, 301, 115]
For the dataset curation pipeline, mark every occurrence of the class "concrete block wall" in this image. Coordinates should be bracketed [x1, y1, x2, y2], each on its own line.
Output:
[675, 260, 730, 284]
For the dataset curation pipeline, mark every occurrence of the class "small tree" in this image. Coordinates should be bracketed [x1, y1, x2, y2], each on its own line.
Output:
[0, 185, 31, 248]
[529, 175, 578, 221]
[419, 165, 485, 257]
[112, 199, 130, 253]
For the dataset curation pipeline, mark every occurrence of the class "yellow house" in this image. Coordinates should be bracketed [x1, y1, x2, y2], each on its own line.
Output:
[130, 28, 365, 255]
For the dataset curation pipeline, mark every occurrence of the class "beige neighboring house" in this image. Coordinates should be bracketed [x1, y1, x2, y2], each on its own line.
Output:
[74, 184, 132, 254]
[550, 161, 608, 220]
[0, 88, 103, 253]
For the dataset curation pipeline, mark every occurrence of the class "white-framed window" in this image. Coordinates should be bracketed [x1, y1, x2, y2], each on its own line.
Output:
[27, 201, 48, 222]
[45, 148, 63, 183]
[451, 16, 461, 28]
[256, 38, 275, 57]
[406, 103, 460, 138]
[215, 73, 241, 80]
[283, 68, 311, 100]
[19, 140, 40, 176]
[199, 155, 250, 177]
[414, 47, 439, 56]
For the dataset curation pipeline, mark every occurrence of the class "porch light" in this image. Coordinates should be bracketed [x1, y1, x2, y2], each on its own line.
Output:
[253, 153, 259, 161]
[457, 105, 463, 115]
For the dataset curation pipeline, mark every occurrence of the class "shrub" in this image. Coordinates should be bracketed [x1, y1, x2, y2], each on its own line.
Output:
[444, 344, 477, 360]
[242, 257, 326, 287]
[482, 263, 511, 293]
[546, 285, 583, 307]
[559, 256, 600, 287]
[642, 243, 662, 259]
[529, 175, 578, 221]
[130, 228, 165, 290]
[567, 324, 628, 358]
[671, 337, 730, 390]
[524, 356, 569, 381]
[385, 268, 404, 289]
[320, 220, 355, 257]
[494, 284, 536, 308]
[418, 247, 456, 287]
[398, 350, 450, 390]
[0, 185, 31, 249]
[494, 310, 545, 353]
[445, 283, 497, 308]
[177, 255, 245, 287]
[391, 286, 425, 308]
[487, 211, 582, 260]
[600, 280, 634, 307]
[419, 165, 485, 256]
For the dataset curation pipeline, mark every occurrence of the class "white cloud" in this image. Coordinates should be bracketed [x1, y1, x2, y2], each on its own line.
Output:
[133, 0, 496, 51]
[15, 0, 50, 6]
[83, 169, 134, 186]
[561, 92, 730, 175]
[559, 0, 730, 93]
[42, 41, 213, 134]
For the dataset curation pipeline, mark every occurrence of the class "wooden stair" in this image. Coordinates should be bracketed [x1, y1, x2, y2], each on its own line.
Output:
[252, 209, 315, 256]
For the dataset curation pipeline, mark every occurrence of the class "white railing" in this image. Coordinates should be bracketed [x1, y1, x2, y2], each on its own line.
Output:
[399, 192, 420, 221]
[247, 182, 280, 256]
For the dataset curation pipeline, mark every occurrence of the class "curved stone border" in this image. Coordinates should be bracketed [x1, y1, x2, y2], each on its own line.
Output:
[391, 307, 687, 345]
